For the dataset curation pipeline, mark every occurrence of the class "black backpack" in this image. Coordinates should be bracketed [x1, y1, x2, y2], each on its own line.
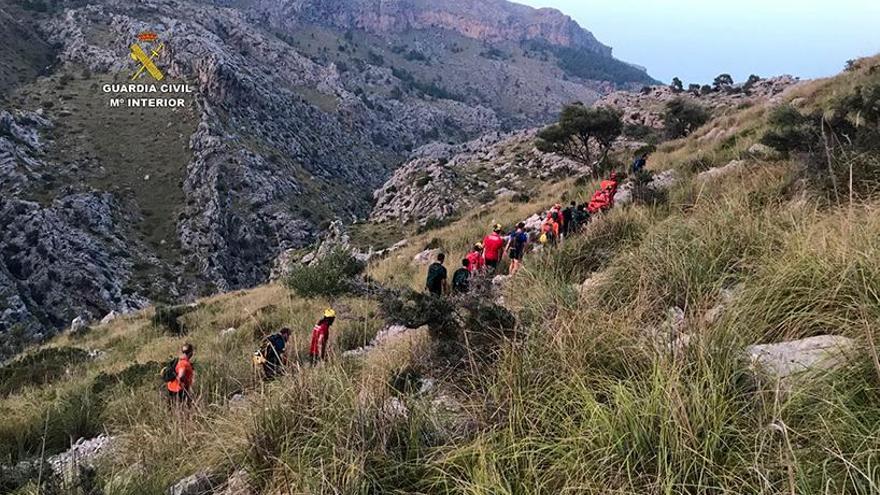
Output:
[161, 357, 179, 383]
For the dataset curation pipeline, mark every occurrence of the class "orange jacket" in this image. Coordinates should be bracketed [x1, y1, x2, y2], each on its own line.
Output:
[167, 356, 194, 393]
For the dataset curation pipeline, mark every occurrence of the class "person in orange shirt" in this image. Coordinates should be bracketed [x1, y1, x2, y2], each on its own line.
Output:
[166, 343, 195, 403]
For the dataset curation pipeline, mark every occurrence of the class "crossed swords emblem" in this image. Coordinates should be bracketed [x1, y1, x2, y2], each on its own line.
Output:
[130, 34, 165, 81]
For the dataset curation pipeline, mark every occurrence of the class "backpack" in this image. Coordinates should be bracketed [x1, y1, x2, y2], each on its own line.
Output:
[452, 268, 470, 292]
[261, 334, 284, 363]
[538, 232, 548, 244]
[161, 357, 179, 383]
[511, 231, 528, 250]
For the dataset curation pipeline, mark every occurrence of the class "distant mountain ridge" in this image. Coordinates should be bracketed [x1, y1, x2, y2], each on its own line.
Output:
[254, 0, 613, 56]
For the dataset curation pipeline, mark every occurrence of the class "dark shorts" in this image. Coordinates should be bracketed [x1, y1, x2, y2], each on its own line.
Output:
[508, 249, 523, 261]
[167, 389, 190, 403]
[485, 259, 499, 269]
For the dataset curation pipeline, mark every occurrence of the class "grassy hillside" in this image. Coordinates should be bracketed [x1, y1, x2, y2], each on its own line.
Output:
[2, 57, 880, 494]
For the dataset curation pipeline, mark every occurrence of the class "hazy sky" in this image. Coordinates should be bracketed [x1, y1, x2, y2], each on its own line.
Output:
[516, 0, 880, 85]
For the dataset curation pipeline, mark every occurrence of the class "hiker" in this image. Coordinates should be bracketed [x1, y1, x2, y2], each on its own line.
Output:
[482, 224, 505, 271]
[309, 309, 336, 364]
[540, 212, 560, 245]
[600, 171, 620, 197]
[573, 203, 590, 231]
[506, 222, 529, 275]
[547, 204, 564, 234]
[632, 154, 647, 174]
[562, 201, 576, 237]
[261, 327, 290, 381]
[589, 173, 620, 214]
[426, 252, 448, 296]
[466, 243, 486, 273]
[165, 343, 195, 404]
[588, 188, 612, 214]
[452, 258, 471, 293]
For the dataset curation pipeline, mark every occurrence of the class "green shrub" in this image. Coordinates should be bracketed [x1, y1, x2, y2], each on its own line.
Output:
[151, 304, 197, 334]
[285, 248, 365, 298]
[510, 192, 531, 203]
[663, 98, 711, 138]
[0, 347, 92, 397]
[379, 289, 458, 340]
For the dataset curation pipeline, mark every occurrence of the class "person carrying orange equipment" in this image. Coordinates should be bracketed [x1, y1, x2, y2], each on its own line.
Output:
[466, 243, 486, 273]
[588, 172, 621, 214]
[309, 308, 336, 364]
[547, 203, 564, 234]
[600, 171, 621, 198]
[164, 343, 195, 404]
[539, 211, 560, 245]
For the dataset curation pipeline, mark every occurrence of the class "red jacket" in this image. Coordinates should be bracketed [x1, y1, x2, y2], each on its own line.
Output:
[482, 233, 505, 262]
[466, 251, 485, 272]
[167, 356, 194, 393]
[309, 320, 331, 357]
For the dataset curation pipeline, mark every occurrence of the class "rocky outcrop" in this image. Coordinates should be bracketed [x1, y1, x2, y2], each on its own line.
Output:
[371, 130, 589, 225]
[599, 76, 802, 131]
[259, 0, 612, 55]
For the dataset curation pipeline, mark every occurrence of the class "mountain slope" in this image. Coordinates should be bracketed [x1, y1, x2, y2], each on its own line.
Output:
[0, 0, 655, 352]
[1, 55, 878, 494]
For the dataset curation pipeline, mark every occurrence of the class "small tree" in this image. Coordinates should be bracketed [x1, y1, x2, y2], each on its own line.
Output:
[664, 98, 711, 138]
[700, 84, 714, 96]
[285, 248, 366, 298]
[536, 104, 623, 175]
[688, 83, 702, 96]
[670, 77, 684, 93]
[743, 74, 761, 93]
[713, 73, 734, 91]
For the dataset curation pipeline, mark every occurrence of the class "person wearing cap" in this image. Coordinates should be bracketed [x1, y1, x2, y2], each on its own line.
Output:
[309, 308, 336, 364]
[466, 243, 486, 273]
[482, 224, 505, 272]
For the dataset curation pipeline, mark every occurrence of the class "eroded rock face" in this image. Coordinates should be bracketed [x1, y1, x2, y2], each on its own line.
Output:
[258, 0, 613, 55]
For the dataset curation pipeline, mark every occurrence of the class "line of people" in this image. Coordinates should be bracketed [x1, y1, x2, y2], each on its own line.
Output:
[425, 171, 623, 296]
[163, 308, 340, 402]
[163, 170, 631, 403]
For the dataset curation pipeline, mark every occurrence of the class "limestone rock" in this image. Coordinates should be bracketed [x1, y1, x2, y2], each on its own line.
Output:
[100, 311, 120, 325]
[748, 143, 783, 161]
[745, 335, 857, 382]
[167, 472, 218, 495]
[70, 316, 90, 335]
[697, 160, 747, 182]
[413, 248, 442, 265]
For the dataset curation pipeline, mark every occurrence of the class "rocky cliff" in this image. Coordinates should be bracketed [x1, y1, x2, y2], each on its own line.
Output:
[0, 0, 653, 354]
[258, 0, 613, 56]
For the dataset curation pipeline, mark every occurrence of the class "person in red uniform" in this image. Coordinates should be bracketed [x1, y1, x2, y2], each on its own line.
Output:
[166, 343, 195, 403]
[600, 172, 620, 199]
[466, 243, 485, 274]
[482, 224, 506, 271]
[309, 308, 336, 364]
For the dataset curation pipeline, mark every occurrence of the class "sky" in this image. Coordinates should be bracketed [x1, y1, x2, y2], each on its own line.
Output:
[515, 0, 880, 85]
